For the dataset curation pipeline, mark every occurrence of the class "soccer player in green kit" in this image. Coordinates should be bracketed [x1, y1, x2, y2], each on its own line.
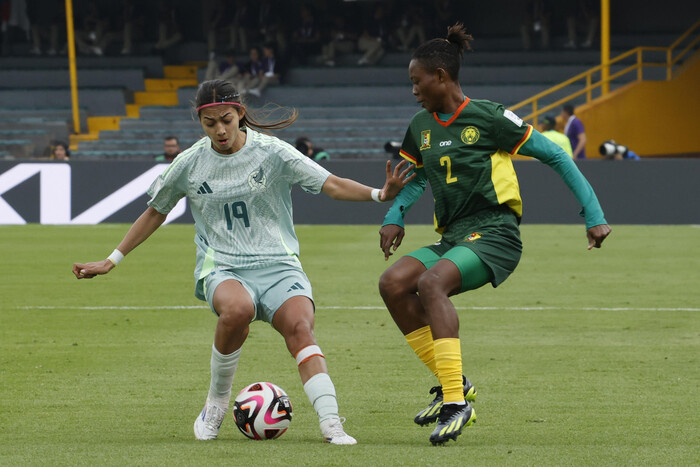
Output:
[378, 24, 611, 445]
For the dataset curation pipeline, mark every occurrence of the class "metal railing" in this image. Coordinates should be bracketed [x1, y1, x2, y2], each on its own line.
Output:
[509, 20, 700, 126]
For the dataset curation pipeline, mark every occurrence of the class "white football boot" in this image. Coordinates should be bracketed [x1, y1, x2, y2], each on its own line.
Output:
[320, 417, 357, 445]
[193, 399, 227, 440]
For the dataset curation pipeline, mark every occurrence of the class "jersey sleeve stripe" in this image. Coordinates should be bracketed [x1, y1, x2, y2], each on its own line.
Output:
[510, 124, 533, 155]
[399, 150, 423, 168]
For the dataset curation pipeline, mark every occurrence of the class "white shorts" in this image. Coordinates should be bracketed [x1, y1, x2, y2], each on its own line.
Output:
[202, 264, 314, 324]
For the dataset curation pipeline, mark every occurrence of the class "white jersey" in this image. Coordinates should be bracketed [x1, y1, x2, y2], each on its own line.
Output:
[147, 130, 331, 299]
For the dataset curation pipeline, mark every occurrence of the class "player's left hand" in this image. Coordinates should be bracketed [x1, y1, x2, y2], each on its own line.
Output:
[586, 224, 611, 250]
[379, 224, 405, 260]
[380, 160, 416, 201]
[72, 259, 115, 279]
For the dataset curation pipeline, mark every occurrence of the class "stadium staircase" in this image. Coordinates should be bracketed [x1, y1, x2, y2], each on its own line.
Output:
[69, 64, 199, 156]
[509, 20, 700, 158]
[0, 32, 689, 160]
[68, 44, 625, 160]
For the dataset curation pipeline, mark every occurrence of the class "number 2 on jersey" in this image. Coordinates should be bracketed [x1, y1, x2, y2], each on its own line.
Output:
[440, 156, 458, 184]
[224, 201, 250, 229]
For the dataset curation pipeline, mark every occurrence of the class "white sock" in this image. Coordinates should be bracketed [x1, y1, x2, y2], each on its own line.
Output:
[208, 343, 241, 406]
[303, 373, 339, 423]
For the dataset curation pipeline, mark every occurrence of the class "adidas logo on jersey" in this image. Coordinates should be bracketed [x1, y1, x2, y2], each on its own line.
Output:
[197, 182, 213, 194]
[287, 282, 305, 292]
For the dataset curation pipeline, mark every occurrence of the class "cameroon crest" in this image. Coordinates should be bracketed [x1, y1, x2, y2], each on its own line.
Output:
[420, 130, 431, 150]
[461, 126, 480, 145]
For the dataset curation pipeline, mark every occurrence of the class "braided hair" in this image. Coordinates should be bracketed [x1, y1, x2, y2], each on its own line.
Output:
[412, 23, 473, 81]
[194, 79, 298, 131]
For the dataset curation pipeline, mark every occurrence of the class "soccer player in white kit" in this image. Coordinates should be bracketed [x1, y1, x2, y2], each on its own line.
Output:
[72, 79, 415, 445]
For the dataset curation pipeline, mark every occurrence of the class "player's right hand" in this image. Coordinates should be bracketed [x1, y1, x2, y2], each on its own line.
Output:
[379, 224, 405, 261]
[586, 224, 612, 250]
[72, 260, 115, 279]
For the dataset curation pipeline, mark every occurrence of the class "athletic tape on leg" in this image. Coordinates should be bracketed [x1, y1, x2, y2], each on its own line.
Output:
[295, 345, 325, 366]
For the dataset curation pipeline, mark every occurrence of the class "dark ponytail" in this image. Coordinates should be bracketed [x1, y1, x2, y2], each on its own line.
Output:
[412, 23, 473, 81]
[446, 23, 473, 56]
[194, 79, 298, 131]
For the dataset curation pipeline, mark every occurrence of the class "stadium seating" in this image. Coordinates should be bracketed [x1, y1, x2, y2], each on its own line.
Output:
[0, 33, 671, 160]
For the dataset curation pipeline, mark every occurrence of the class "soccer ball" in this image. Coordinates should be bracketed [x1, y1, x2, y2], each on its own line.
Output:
[232, 382, 293, 440]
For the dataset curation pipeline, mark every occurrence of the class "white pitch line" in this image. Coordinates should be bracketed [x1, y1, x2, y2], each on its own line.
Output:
[15, 305, 700, 312]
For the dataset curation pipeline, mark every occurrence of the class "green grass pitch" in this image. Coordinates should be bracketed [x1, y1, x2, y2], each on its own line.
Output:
[1, 224, 698, 466]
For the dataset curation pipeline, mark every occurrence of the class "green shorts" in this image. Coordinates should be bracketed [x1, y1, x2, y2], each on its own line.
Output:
[407, 206, 522, 291]
[201, 264, 314, 324]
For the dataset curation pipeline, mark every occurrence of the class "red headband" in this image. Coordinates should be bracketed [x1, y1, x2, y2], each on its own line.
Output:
[196, 102, 242, 112]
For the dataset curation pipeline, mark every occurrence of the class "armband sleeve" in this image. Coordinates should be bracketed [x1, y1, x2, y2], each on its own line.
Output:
[381, 167, 427, 228]
[519, 130, 607, 229]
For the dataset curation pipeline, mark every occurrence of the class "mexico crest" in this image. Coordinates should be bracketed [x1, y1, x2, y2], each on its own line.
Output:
[248, 166, 267, 190]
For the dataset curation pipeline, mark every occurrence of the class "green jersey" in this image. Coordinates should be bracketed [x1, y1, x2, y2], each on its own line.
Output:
[399, 97, 532, 235]
[385, 97, 607, 234]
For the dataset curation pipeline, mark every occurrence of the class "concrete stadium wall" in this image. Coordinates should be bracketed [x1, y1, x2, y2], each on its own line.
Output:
[0, 89, 126, 116]
[0, 160, 697, 226]
[577, 55, 700, 158]
[0, 69, 145, 91]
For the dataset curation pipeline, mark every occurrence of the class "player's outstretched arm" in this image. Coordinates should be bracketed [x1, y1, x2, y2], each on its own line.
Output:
[519, 130, 611, 249]
[72, 207, 167, 279]
[321, 160, 415, 201]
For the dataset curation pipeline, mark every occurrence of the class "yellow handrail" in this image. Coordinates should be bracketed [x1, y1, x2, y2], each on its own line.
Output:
[509, 19, 700, 124]
[65, 0, 80, 134]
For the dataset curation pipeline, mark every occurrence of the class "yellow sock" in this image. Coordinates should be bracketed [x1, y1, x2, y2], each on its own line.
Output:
[433, 338, 464, 403]
[405, 326, 439, 377]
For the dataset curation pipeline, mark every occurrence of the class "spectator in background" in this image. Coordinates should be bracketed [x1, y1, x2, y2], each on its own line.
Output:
[236, 46, 263, 95]
[226, 0, 253, 54]
[565, 0, 598, 49]
[561, 104, 586, 159]
[295, 136, 330, 161]
[540, 115, 572, 157]
[202, 0, 256, 53]
[202, 0, 224, 54]
[118, 0, 140, 55]
[155, 136, 180, 163]
[395, 4, 426, 53]
[317, 15, 356, 67]
[245, 42, 282, 97]
[74, 1, 109, 56]
[357, 4, 388, 66]
[204, 48, 240, 82]
[291, 5, 321, 65]
[154, 0, 182, 52]
[599, 140, 640, 160]
[257, 0, 286, 55]
[51, 141, 70, 160]
[26, 0, 62, 56]
[520, 0, 550, 50]
[430, 0, 457, 37]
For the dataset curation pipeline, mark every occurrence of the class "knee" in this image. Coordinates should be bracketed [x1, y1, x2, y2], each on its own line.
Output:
[284, 319, 315, 352]
[379, 267, 408, 299]
[416, 270, 448, 299]
[288, 319, 314, 342]
[216, 302, 254, 329]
